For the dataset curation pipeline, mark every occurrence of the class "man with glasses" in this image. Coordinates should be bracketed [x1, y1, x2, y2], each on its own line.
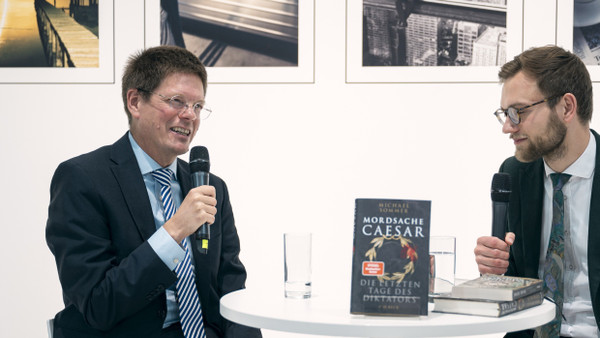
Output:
[474, 45, 600, 337]
[46, 46, 261, 338]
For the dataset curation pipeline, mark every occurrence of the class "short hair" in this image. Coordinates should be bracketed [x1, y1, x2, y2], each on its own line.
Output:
[498, 45, 592, 124]
[121, 46, 208, 124]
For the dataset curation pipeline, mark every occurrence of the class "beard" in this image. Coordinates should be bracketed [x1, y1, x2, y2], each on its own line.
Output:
[514, 110, 567, 163]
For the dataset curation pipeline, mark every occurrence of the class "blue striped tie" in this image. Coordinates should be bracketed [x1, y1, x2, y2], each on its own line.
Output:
[152, 168, 206, 338]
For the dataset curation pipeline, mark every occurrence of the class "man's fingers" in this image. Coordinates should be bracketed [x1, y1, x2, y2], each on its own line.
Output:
[193, 185, 216, 198]
[504, 232, 515, 246]
[187, 187, 217, 209]
[476, 236, 511, 251]
[475, 251, 510, 275]
[474, 235, 513, 275]
[475, 255, 510, 269]
[474, 244, 510, 260]
[477, 264, 509, 275]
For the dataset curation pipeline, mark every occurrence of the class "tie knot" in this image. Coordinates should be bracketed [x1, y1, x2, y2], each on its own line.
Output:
[550, 173, 571, 191]
[152, 168, 174, 188]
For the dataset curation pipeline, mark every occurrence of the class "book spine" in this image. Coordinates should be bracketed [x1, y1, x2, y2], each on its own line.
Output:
[498, 292, 544, 316]
[350, 199, 361, 314]
[512, 282, 543, 300]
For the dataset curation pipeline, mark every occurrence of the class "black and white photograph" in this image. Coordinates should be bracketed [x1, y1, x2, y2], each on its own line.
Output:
[145, 0, 314, 83]
[556, 0, 600, 82]
[363, 0, 507, 67]
[572, 0, 600, 65]
[160, 0, 298, 67]
[0, 0, 114, 83]
[346, 0, 523, 83]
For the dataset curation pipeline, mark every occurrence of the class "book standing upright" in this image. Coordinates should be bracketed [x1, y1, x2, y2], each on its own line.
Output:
[350, 198, 431, 316]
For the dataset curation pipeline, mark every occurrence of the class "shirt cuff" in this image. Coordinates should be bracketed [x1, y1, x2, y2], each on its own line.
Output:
[148, 226, 186, 271]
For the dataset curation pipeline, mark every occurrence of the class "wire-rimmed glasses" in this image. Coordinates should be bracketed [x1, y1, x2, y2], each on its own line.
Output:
[138, 88, 212, 120]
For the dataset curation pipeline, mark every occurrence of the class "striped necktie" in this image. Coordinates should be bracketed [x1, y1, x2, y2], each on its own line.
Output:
[152, 168, 206, 338]
[535, 173, 571, 338]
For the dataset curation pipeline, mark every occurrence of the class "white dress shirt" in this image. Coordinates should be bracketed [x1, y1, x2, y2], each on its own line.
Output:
[540, 131, 598, 337]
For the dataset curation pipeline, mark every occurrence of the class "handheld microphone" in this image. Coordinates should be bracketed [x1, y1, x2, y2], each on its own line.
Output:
[190, 146, 210, 254]
[491, 173, 511, 239]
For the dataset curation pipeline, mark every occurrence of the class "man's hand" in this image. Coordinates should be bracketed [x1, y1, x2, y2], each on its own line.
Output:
[163, 185, 217, 243]
[474, 232, 515, 275]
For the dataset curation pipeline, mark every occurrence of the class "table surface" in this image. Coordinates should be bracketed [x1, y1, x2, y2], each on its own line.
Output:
[220, 288, 555, 337]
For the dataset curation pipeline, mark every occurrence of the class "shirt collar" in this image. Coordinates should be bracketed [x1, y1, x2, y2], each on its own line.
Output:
[544, 130, 595, 179]
[128, 132, 178, 176]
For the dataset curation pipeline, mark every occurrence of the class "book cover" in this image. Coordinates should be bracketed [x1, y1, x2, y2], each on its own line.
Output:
[451, 274, 543, 301]
[350, 198, 431, 316]
[432, 291, 544, 317]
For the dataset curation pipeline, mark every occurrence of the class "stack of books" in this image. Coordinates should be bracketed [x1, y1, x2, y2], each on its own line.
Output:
[432, 274, 544, 317]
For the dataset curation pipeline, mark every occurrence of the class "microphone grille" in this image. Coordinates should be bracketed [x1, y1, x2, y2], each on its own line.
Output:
[190, 146, 210, 173]
[491, 173, 511, 202]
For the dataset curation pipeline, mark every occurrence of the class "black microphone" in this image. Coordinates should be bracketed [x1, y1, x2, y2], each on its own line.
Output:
[491, 173, 511, 239]
[190, 146, 210, 254]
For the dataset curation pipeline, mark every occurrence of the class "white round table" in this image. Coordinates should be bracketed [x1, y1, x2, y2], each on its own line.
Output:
[220, 288, 555, 337]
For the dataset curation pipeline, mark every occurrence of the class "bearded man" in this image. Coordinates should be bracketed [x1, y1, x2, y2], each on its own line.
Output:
[474, 45, 600, 338]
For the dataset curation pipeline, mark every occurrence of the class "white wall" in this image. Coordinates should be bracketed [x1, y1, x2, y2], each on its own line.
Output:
[1, 0, 598, 337]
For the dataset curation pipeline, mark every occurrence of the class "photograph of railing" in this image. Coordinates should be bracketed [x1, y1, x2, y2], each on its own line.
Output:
[0, 0, 98, 68]
[0, 0, 113, 83]
[145, 0, 315, 83]
[160, 0, 299, 67]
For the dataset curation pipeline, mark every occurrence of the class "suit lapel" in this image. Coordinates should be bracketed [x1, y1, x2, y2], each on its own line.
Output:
[588, 130, 600, 324]
[520, 160, 545, 277]
[110, 133, 156, 241]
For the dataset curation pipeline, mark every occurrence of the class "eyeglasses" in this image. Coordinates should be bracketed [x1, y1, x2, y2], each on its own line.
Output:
[138, 88, 212, 121]
[493, 94, 563, 125]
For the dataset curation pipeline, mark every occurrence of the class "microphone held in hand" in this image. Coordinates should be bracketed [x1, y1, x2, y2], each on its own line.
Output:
[190, 146, 210, 253]
[491, 173, 511, 239]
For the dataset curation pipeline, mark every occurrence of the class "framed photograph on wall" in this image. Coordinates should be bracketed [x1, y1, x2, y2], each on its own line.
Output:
[0, 0, 115, 84]
[346, 0, 524, 83]
[557, 0, 600, 82]
[145, 0, 315, 84]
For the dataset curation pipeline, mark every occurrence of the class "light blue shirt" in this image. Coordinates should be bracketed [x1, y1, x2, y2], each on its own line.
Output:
[128, 132, 188, 327]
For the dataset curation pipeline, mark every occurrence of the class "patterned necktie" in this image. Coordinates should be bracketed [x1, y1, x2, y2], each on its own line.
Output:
[535, 173, 571, 338]
[152, 168, 206, 338]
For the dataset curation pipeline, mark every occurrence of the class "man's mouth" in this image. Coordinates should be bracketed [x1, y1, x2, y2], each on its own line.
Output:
[511, 134, 526, 144]
[171, 127, 191, 136]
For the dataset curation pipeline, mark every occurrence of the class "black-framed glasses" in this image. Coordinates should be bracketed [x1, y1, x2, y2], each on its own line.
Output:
[493, 94, 563, 125]
[138, 88, 212, 121]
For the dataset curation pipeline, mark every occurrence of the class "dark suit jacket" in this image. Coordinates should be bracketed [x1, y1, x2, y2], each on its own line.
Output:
[46, 133, 261, 338]
[500, 129, 600, 337]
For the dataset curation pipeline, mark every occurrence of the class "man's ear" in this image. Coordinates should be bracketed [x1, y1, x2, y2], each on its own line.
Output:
[127, 88, 142, 119]
[562, 93, 577, 123]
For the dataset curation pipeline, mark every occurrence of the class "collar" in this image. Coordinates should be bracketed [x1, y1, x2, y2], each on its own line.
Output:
[128, 132, 178, 176]
[544, 130, 596, 179]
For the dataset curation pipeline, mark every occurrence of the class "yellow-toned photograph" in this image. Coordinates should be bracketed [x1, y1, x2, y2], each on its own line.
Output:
[0, 0, 98, 67]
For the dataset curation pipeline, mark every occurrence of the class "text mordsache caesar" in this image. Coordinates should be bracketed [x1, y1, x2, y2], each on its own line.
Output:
[351, 199, 431, 316]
